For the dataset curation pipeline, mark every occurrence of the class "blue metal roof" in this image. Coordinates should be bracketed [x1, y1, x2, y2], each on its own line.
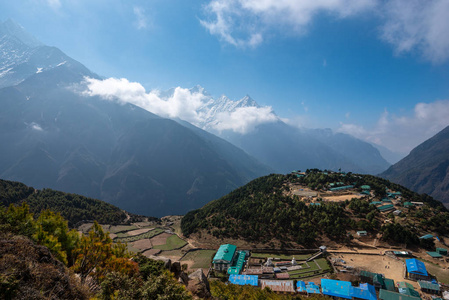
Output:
[419, 234, 434, 240]
[229, 275, 258, 286]
[406, 259, 428, 276]
[306, 282, 320, 294]
[321, 279, 352, 299]
[297, 281, 307, 292]
[350, 283, 377, 300]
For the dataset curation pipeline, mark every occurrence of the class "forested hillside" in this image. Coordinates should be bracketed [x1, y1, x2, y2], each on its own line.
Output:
[0, 179, 140, 226]
[182, 171, 449, 248]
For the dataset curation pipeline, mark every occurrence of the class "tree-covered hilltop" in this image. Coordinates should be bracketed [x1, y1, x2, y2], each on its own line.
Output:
[0, 179, 152, 227]
[181, 171, 449, 247]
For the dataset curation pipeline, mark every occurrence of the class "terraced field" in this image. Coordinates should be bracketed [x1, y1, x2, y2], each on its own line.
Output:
[181, 250, 216, 269]
[287, 258, 331, 279]
[251, 253, 312, 260]
[153, 234, 187, 251]
[114, 228, 165, 243]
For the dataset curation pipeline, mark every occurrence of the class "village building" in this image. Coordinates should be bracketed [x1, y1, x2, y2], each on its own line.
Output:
[227, 250, 246, 275]
[393, 251, 411, 257]
[321, 279, 352, 299]
[260, 280, 295, 293]
[436, 248, 447, 256]
[212, 244, 237, 272]
[418, 280, 440, 295]
[357, 231, 368, 237]
[398, 281, 420, 297]
[426, 251, 442, 258]
[379, 289, 421, 300]
[351, 283, 377, 300]
[405, 258, 430, 281]
[229, 275, 259, 286]
[419, 234, 434, 240]
[296, 281, 320, 294]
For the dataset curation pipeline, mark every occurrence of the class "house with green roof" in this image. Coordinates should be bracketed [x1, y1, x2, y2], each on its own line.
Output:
[213, 244, 237, 272]
[418, 280, 440, 295]
[377, 204, 395, 212]
[436, 248, 447, 256]
[379, 289, 421, 300]
[403, 202, 413, 208]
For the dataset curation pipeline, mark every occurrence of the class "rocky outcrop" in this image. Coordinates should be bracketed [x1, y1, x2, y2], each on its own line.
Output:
[187, 269, 211, 299]
[0, 234, 88, 299]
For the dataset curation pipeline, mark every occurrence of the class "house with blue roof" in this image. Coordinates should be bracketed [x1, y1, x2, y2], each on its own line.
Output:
[297, 281, 307, 293]
[350, 283, 377, 300]
[406, 258, 429, 281]
[321, 279, 352, 299]
[306, 282, 321, 294]
[212, 244, 237, 272]
[229, 275, 258, 286]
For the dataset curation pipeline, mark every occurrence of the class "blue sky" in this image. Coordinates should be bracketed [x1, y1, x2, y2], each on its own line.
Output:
[1, 0, 449, 154]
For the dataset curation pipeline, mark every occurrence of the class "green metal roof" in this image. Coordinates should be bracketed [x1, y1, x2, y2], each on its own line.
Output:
[384, 278, 395, 291]
[397, 282, 414, 290]
[403, 202, 413, 207]
[360, 270, 377, 279]
[436, 248, 447, 255]
[379, 289, 421, 300]
[374, 274, 385, 286]
[213, 244, 237, 263]
[399, 288, 420, 297]
[361, 185, 371, 190]
[377, 204, 395, 212]
[418, 280, 440, 291]
[227, 251, 246, 275]
[426, 251, 442, 258]
[330, 185, 354, 191]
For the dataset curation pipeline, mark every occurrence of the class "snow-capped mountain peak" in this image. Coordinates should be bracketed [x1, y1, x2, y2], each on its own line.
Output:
[0, 19, 43, 48]
[0, 19, 87, 88]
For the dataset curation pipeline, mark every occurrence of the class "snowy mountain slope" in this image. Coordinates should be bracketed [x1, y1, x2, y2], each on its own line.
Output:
[0, 19, 86, 88]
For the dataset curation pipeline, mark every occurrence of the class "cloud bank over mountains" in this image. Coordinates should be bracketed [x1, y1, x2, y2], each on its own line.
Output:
[338, 100, 449, 154]
[84, 76, 449, 155]
[201, 0, 449, 63]
[83, 77, 279, 134]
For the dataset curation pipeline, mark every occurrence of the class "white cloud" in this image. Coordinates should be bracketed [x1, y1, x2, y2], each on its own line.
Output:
[46, 0, 61, 10]
[82, 77, 277, 134]
[200, 0, 376, 48]
[338, 100, 449, 154]
[381, 0, 449, 63]
[214, 106, 278, 133]
[133, 6, 148, 30]
[201, 0, 449, 63]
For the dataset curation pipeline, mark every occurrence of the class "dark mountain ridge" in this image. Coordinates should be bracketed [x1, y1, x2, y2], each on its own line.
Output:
[381, 125, 449, 207]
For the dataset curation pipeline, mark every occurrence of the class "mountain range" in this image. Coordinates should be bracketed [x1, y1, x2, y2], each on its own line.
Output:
[164, 87, 392, 175]
[1, 19, 399, 217]
[382, 125, 449, 207]
[0, 19, 273, 217]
